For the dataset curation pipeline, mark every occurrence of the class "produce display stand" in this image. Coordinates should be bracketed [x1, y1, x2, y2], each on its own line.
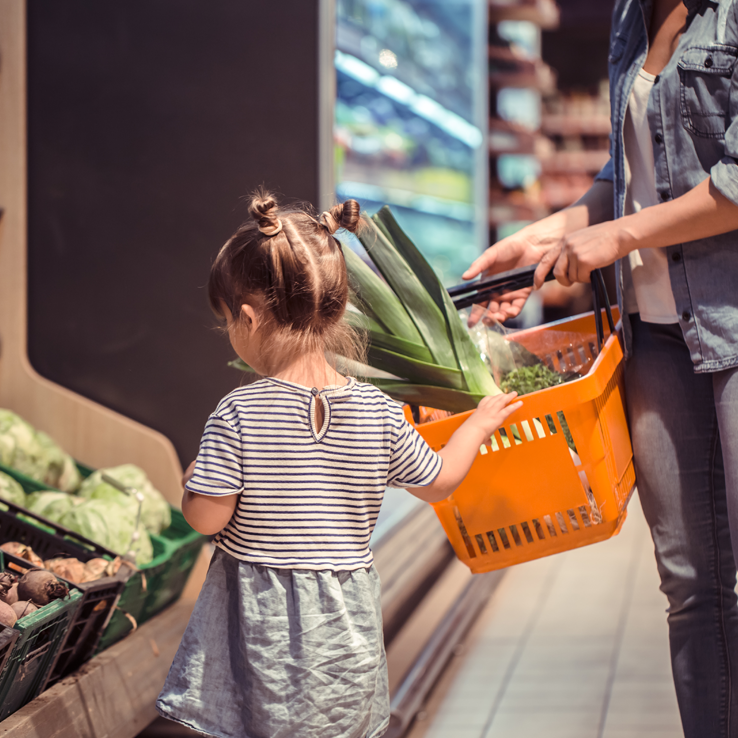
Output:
[0, 599, 196, 738]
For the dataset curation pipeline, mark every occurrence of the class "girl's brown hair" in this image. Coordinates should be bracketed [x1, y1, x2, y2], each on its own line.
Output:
[208, 189, 365, 372]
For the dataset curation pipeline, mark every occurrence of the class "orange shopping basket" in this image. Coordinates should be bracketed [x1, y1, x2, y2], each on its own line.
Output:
[412, 270, 635, 574]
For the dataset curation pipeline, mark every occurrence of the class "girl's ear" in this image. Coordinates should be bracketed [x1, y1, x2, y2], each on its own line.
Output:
[240, 303, 260, 335]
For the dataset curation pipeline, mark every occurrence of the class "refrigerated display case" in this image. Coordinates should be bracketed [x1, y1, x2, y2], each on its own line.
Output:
[334, 0, 488, 286]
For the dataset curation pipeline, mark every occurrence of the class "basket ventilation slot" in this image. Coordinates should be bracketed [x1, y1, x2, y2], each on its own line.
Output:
[544, 341, 598, 373]
[455, 507, 599, 559]
[477, 411, 579, 457]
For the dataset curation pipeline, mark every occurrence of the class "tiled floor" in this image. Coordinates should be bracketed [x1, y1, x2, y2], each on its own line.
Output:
[407, 493, 683, 738]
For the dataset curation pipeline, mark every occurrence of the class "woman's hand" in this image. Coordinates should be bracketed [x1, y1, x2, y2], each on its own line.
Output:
[535, 220, 633, 288]
[463, 180, 615, 325]
[463, 217, 568, 325]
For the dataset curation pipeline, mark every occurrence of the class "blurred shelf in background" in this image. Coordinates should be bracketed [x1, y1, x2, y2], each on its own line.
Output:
[488, 0, 560, 29]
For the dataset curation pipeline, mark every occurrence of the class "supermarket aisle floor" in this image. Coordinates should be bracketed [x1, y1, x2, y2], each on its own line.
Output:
[407, 492, 683, 738]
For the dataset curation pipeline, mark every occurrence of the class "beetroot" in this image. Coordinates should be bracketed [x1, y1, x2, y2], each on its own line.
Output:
[0, 583, 18, 606]
[0, 601, 17, 628]
[17, 570, 68, 606]
[0, 572, 16, 603]
[11, 601, 38, 620]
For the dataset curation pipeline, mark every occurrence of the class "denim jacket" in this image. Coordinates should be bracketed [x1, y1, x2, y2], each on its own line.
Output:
[597, 0, 738, 371]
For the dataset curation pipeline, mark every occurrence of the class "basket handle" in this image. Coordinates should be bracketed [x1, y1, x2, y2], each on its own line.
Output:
[591, 268, 615, 350]
[448, 265, 615, 346]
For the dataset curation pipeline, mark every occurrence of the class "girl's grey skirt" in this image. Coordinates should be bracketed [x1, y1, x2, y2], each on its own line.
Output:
[156, 548, 389, 738]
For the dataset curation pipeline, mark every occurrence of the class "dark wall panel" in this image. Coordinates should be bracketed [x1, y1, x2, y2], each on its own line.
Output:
[27, 0, 322, 465]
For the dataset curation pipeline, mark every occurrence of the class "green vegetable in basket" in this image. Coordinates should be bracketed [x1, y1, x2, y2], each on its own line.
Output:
[59, 499, 153, 565]
[26, 490, 82, 521]
[499, 365, 566, 396]
[77, 464, 171, 535]
[0, 471, 26, 508]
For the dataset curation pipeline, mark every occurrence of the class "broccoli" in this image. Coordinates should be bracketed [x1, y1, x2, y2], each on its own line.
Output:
[499, 364, 566, 395]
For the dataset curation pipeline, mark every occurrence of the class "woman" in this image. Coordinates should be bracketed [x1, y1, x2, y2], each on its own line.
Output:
[464, 1, 738, 735]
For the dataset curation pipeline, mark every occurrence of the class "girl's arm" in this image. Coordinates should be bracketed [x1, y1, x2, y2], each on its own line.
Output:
[406, 393, 523, 504]
[539, 177, 738, 286]
[180, 460, 239, 535]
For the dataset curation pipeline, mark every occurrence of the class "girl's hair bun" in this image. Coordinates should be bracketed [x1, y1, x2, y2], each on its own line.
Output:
[249, 190, 282, 236]
[320, 199, 361, 235]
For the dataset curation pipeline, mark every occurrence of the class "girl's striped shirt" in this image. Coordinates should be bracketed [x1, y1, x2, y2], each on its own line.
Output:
[186, 376, 442, 571]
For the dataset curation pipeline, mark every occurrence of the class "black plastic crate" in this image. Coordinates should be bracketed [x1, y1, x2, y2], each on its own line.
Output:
[0, 492, 130, 684]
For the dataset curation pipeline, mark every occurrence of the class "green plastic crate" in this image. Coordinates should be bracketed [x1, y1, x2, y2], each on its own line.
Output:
[0, 461, 205, 653]
[139, 509, 203, 620]
[0, 558, 82, 721]
[96, 510, 204, 651]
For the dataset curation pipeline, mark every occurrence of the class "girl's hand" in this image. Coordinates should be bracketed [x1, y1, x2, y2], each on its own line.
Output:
[182, 460, 197, 488]
[535, 220, 633, 288]
[407, 392, 523, 504]
[468, 392, 523, 438]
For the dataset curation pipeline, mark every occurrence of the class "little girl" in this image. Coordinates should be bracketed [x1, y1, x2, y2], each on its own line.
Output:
[156, 191, 522, 738]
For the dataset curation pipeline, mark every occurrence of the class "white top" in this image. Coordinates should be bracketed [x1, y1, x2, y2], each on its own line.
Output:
[186, 377, 442, 571]
[622, 68, 679, 324]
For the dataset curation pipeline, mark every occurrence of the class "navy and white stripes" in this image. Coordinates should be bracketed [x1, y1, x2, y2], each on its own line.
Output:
[186, 377, 442, 571]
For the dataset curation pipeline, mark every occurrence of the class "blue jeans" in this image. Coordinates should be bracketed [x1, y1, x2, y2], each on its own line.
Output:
[626, 315, 738, 737]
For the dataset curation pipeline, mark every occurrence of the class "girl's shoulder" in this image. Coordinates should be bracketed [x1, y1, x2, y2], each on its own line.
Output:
[347, 380, 405, 416]
[212, 377, 300, 417]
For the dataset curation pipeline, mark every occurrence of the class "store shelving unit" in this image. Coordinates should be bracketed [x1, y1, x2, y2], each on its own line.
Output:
[489, 0, 559, 28]
[487, 0, 559, 238]
[539, 85, 612, 211]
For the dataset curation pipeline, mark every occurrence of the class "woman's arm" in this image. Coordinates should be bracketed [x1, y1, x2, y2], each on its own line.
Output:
[541, 177, 738, 286]
[464, 180, 614, 323]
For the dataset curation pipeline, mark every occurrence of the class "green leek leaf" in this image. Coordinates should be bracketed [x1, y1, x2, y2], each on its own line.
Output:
[344, 311, 434, 363]
[371, 208, 500, 397]
[341, 244, 423, 345]
[363, 380, 483, 414]
[358, 221, 457, 368]
[367, 346, 465, 390]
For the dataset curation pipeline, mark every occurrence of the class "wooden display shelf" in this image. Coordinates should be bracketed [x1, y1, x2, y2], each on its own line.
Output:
[0, 599, 194, 738]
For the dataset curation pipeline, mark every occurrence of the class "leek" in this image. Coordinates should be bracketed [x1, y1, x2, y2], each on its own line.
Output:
[346, 208, 501, 411]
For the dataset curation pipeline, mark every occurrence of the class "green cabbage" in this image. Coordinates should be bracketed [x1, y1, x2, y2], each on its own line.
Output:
[26, 490, 82, 521]
[0, 470, 26, 508]
[0, 410, 46, 480]
[77, 464, 171, 535]
[0, 410, 81, 492]
[35, 432, 82, 493]
[59, 499, 153, 565]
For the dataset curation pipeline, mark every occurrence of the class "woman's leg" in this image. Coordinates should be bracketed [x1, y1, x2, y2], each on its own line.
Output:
[626, 316, 738, 738]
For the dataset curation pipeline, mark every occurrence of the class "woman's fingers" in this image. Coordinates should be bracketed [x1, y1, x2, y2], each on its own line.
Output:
[463, 248, 499, 281]
[534, 244, 561, 289]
